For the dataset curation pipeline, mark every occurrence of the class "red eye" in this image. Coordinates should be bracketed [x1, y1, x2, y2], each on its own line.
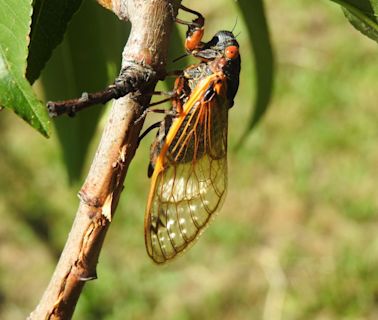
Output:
[225, 45, 239, 59]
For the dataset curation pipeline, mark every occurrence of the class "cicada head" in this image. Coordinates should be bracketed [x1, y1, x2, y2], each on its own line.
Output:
[195, 31, 239, 58]
[193, 31, 241, 107]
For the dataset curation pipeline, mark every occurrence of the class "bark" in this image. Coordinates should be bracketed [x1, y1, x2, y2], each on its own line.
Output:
[28, 0, 180, 318]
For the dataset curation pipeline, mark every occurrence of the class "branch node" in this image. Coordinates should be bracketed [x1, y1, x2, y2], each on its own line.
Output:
[78, 190, 102, 208]
[47, 60, 159, 118]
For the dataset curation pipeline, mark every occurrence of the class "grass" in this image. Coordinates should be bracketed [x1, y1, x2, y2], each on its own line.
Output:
[0, 0, 377, 319]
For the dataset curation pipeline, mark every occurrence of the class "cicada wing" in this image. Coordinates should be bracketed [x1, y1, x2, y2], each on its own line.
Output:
[146, 151, 227, 263]
[145, 75, 229, 263]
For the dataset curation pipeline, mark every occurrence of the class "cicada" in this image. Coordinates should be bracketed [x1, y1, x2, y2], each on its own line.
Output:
[144, 6, 241, 263]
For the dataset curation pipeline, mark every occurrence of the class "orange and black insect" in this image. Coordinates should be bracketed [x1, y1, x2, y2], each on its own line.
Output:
[46, 5, 241, 264]
[144, 6, 241, 264]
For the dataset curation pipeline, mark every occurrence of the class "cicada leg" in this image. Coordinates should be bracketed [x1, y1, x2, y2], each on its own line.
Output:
[139, 70, 193, 178]
[175, 5, 205, 52]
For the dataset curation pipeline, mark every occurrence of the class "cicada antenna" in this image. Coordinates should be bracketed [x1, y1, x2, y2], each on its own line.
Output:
[231, 16, 239, 33]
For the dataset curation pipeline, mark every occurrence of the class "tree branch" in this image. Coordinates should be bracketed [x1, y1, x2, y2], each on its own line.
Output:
[28, 1, 180, 318]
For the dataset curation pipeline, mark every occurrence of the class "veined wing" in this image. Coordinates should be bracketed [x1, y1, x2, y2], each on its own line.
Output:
[145, 73, 229, 264]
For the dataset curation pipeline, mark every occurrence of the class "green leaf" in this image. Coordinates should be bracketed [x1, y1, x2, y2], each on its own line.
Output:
[330, 0, 378, 43]
[41, 0, 130, 182]
[0, 0, 49, 137]
[27, 0, 83, 83]
[236, 0, 275, 142]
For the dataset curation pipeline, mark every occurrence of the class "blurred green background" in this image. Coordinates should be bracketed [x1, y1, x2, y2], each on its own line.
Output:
[1, 0, 377, 319]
